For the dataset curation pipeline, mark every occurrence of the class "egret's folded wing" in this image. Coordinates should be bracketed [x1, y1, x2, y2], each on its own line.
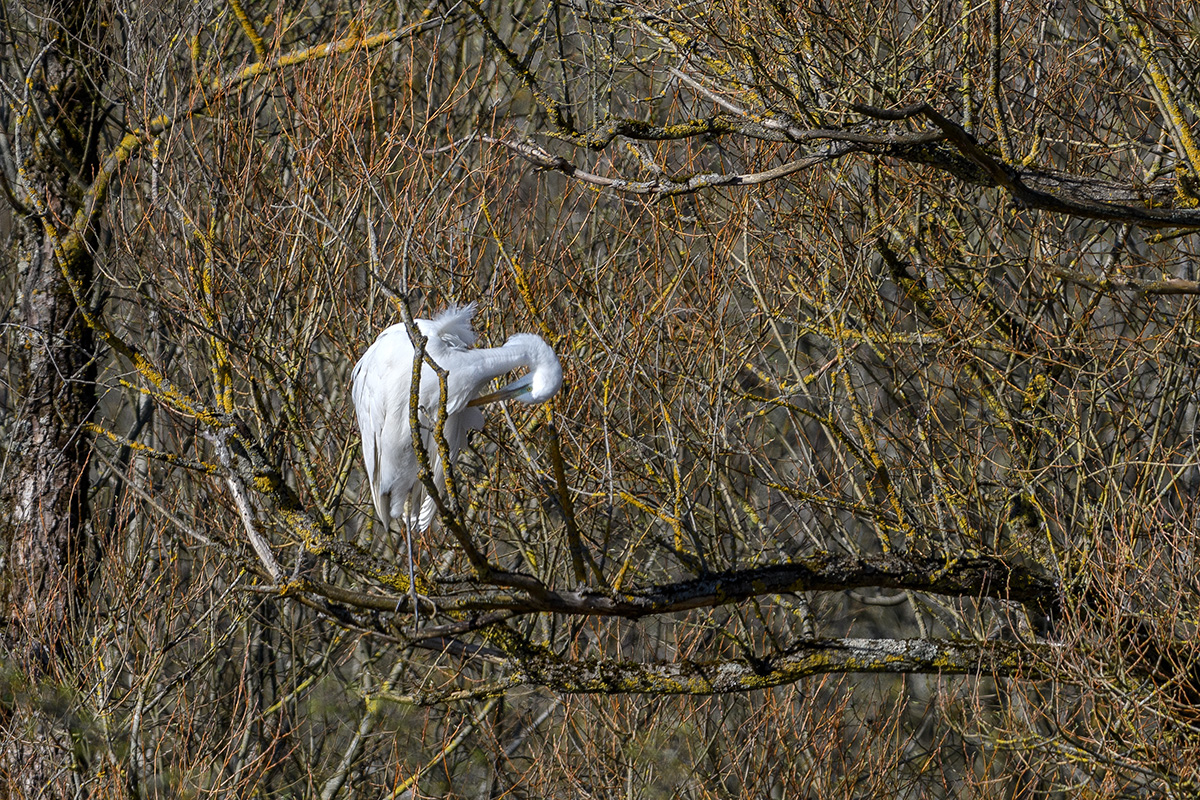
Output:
[415, 407, 485, 531]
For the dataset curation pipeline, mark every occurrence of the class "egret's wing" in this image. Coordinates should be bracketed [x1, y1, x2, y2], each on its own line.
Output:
[351, 354, 386, 526]
[353, 325, 420, 530]
[416, 406, 484, 531]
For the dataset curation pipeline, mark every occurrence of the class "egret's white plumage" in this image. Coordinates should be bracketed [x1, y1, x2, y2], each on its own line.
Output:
[352, 303, 563, 534]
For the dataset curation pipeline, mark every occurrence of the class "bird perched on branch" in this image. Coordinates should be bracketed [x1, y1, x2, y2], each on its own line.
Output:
[351, 303, 562, 614]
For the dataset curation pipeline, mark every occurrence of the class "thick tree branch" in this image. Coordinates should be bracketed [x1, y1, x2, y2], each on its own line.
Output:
[479, 102, 1200, 226]
[433, 551, 1059, 618]
[513, 637, 1041, 694]
[851, 102, 1200, 228]
[278, 548, 1059, 625]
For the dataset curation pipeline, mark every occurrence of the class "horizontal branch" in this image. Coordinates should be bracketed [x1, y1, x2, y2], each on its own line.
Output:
[485, 136, 855, 197]
[436, 551, 1060, 618]
[263, 543, 1059, 632]
[266, 546, 1061, 622]
[476, 98, 1200, 226]
[558, 110, 944, 149]
[514, 637, 1041, 694]
[1052, 267, 1200, 295]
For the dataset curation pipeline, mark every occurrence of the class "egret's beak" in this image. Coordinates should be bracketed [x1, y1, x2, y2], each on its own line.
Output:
[467, 374, 532, 407]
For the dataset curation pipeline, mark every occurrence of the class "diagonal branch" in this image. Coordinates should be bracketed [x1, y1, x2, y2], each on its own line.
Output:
[851, 102, 1200, 228]
[54, 17, 447, 264]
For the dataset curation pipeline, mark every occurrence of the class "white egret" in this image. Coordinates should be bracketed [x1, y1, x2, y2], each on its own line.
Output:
[351, 303, 562, 615]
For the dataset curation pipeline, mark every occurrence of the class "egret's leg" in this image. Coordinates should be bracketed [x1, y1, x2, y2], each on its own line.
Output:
[405, 523, 420, 630]
[399, 496, 432, 632]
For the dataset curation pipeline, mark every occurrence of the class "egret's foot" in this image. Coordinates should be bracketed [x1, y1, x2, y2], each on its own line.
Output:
[395, 592, 438, 626]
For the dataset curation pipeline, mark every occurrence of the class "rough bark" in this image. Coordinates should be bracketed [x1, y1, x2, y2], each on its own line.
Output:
[1, 2, 108, 796]
[3, 0, 106, 667]
[6, 224, 96, 662]
[512, 637, 1033, 695]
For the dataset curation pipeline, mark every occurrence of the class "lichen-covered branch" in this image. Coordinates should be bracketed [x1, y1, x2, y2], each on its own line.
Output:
[485, 110, 1200, 225]
[485, 136, 856, 198]
[512, 637, 1038, 694]
[429, 551, 1059, 619]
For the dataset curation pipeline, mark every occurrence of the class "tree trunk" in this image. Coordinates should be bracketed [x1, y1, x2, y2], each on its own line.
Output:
[1, 2, 107, 795]
[6, 228, 96, 660]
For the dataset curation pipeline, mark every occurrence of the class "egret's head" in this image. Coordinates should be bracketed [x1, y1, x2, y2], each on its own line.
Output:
[506, 333, 563, 403]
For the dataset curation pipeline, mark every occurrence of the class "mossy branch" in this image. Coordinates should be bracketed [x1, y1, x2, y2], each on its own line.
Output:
[512, 637, 1039, 694]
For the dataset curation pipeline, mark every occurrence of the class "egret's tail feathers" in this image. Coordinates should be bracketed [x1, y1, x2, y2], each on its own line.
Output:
[407, 464, 442, 532]
[395, 487, 424, 531]
[369, 433, 393, 529]
[417, 494, 437, 532]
